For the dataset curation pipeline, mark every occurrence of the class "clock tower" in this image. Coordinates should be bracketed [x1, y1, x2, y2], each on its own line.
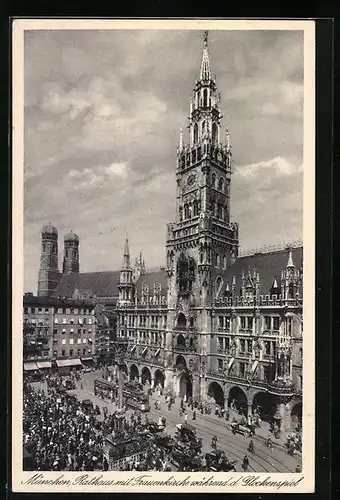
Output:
[164, 31, 239, 400]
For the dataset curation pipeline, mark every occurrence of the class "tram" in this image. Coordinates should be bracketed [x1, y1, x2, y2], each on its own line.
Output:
[94, 379, 150, 412]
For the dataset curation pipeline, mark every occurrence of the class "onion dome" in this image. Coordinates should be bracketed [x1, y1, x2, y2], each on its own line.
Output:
[42, 223, 58, 236]
[64, 230, 79, 242]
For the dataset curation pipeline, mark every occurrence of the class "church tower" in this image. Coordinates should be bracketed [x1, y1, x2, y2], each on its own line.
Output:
[118, 237, 134, 307]
[37, 223, 61, 297]
[62, 231, 80, 274]
[165, 32, 239, 399]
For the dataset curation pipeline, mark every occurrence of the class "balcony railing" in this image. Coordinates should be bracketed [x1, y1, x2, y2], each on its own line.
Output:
[173, 344, 197, 353]
[206, 371, 297, 395]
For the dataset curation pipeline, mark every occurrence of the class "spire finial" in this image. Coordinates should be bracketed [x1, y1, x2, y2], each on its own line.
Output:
[200, 30, 211, 80]
[203, 30, 208, 48]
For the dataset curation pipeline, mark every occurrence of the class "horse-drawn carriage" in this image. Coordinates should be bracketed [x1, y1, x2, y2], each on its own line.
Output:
[174, 423, 202, 452]
[205, 449, 237, 472]
[230, 421, 251, 437]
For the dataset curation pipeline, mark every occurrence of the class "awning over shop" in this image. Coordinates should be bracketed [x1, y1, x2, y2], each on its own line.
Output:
[56, 358, 82, 367]
[36, 361, 52, 369]
[228, 357, 235, 370]
[24, 362, 39, 371]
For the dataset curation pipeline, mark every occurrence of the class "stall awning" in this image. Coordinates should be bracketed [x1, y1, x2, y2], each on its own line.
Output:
[228, 357, 235, 370]
[56, 358, 82, 367]
[252, 360, 259, 374]
[81, 357, 93, 362]
[36, 361, 52, 369]
[155, 348, 160, 356]
[24, 362, 38, 371]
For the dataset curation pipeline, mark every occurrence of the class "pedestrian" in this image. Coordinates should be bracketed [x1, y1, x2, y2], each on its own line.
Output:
[184, 413, 188, 423]
[192, 410, 196, 421]
[267, 437, 273, 452]
[248, 440, 254, 454]
[242, 455, 249, 472]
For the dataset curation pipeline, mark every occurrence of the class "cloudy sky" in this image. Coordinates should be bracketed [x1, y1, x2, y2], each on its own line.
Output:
[24, 28, 304, 293]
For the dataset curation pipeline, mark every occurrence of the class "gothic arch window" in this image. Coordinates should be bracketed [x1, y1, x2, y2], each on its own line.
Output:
[176, 315, 186, 330]
[177, 254, 196, 294]
[218, 177, 224, 192]
[179, 206, 183, 221]
[193, 123, 199, 144]
[223, 255, 227, 270]
[211, 173, 216, 188]
[42, 243, 46, 253]
[202, 120, 207, 136]
[203, 88, 208, 107]
[193, 200, 199, 216]
[217, 204, 222, 219]
[215, 253, 220, 268]
[212, 122, 218, 143]
[288, 283, 294, 299]
[215, 276, 223, 297]
[184, 204, 189, 219]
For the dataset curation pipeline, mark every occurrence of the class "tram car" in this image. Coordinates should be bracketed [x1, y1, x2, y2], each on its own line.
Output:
[205, 449, 237, 472]
[94, 379, 150, 412]
[103, 435, 151, 471]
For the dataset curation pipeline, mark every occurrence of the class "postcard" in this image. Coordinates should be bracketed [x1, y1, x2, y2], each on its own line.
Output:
[12, 18, 315, 493]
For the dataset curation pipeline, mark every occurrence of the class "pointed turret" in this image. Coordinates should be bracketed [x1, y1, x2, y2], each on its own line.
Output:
[287, 248, 295, 268]
[118, 236, 134, 305]
[122, 236, 130, 270]
[200, 30, 211, 80]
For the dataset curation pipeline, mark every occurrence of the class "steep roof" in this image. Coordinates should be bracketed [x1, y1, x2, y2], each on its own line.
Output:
[222, 246, 303, 295]
[135, 269, 167, 296]
[52, 271, 121, 299]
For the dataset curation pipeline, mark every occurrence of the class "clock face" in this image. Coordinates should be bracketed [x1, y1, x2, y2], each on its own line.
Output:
[187, 173, 197, 186]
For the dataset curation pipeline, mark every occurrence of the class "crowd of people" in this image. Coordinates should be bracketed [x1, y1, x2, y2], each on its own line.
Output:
[23, 381, 104, 471]
[23, 367, 302, 473]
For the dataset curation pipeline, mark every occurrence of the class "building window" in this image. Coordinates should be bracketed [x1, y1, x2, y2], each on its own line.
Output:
[77, 338, 81, 344]
[239, 362, 245, 377]
[83, 338, 87, 344]
[31, 308, 35, 313]
[264, 316, 271, 330]
[83, 348, 87, 355]
[70, 349, 73, 357]
[61, 349, 66, 357]
[62, 317, 67, 324]
[77, 348, 81, 355]
[247, 317, 253, 330]
[287, 318, 292, 335]
[264, 341, 271, 355]
[61, 339, 66, 345]
[70, 318, 74, 324]
[218, 337, 223, 351]
[240, 339, 245, 353]
[240, 317, 246, 329]
[273, 317, 280, 331]
[69, 338, 74, 345]
[217, 359, 223, 372]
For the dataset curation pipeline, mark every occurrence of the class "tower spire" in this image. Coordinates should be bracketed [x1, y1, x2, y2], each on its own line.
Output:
[200, 30, 211, 80]
[122, 235, 130, 269]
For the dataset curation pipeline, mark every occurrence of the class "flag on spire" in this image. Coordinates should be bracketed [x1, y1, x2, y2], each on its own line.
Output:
[200, 30, 211, 80]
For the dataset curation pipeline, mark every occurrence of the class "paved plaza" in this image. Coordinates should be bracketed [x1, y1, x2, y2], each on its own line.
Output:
[44, 368, 301, 473]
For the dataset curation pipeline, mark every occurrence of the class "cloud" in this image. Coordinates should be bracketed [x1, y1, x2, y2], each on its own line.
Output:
[23, 29, 304, 293]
